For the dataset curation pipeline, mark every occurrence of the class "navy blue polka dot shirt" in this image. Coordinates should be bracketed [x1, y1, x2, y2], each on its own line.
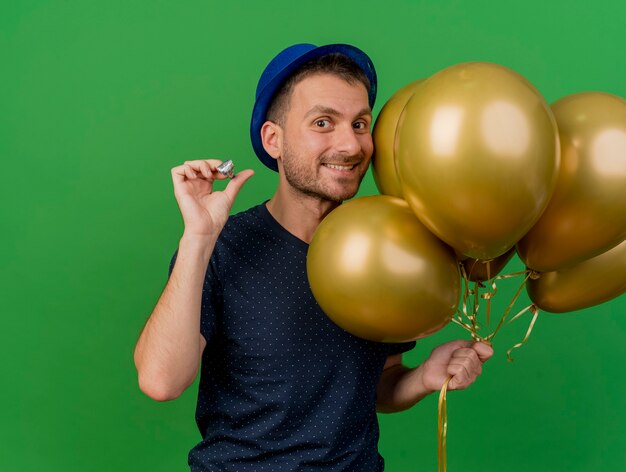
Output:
[169, 203, 415, 471]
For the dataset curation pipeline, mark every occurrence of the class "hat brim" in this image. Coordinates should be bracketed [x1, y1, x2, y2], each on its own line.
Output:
[250, 44, 378, 172]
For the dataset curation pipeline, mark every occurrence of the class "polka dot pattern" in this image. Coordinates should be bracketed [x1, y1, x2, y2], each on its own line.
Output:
[170, 203, 415, 471]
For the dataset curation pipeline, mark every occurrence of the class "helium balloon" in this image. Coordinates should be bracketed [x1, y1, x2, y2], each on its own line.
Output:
[527, 239, 626, 313]
[396, 62, 560, 261]
[372, 80, 423, 197]
[307, 196, 460, 342]
[518, 92, 626, 272]
[462, 249, 515, 282]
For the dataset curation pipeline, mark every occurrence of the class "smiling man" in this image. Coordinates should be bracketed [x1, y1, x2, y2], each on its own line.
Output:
[134, 43, 493, 471]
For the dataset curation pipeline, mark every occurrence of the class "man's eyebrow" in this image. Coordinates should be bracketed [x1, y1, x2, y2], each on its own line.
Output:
[304, 105, 372, 119]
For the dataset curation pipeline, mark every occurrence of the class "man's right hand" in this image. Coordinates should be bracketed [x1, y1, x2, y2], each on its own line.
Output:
[134, 160, 253, 401]
[171, 159, 254, 238]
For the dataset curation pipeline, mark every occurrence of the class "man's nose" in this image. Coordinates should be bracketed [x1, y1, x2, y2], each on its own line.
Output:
[333, 124, 362, 156]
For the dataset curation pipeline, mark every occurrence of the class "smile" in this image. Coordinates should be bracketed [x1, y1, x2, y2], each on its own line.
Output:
[322, 163, 358, 171]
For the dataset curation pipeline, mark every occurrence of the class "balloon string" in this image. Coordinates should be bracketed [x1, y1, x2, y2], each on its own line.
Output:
[458, 263, 531, 338]
[485, 270, 533, 343]
[506, 305, 540, 362]
[481, 268, 529, 300]
[485, 262, 492, 325]
[455, 266, 541, 353]
[446, 269, 540, 470]
[472, 280, 480, 326]
[438, 375, 453, 472]
[457, 267, 472, 333]
[450, 317, 475, 333]
[464, 259, 489, 325]
[458, 265, 481, 338]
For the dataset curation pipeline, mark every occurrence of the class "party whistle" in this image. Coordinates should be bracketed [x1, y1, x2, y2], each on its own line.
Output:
[217, 160, 235, 178]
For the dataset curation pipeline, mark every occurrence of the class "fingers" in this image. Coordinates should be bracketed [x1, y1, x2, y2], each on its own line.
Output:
[223, 169, 255, 202]
[171, 159, 230, 184]
[170, 159, 254, 213]
[424, 340, 494, 392]
[447, 345, 488, 390]
[428, 339, 474, 363]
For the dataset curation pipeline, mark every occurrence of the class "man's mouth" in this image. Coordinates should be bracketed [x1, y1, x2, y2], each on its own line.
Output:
[322, 163, 359, 171]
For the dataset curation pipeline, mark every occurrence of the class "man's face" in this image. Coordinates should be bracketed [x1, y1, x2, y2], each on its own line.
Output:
[277, 73, 373, 202]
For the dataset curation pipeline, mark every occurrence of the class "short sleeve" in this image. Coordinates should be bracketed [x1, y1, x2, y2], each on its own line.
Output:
[168, 249, 222, 344]
[385, 340, 416, 356]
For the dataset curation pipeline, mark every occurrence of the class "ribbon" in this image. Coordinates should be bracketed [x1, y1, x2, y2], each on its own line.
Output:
[441, 266, 542, 471]
[506, 305, 540, 362]
[438, 375, 453, 472]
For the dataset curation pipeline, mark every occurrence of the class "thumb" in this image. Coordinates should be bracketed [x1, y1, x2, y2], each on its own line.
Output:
[223, 169, 255, 202]
[473, 341, 494, 363]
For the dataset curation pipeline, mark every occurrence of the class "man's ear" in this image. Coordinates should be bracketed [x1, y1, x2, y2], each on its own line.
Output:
[261, 121, 282, 160]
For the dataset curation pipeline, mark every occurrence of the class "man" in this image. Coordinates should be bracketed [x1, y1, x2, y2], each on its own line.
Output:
[134, 43, 493, 471]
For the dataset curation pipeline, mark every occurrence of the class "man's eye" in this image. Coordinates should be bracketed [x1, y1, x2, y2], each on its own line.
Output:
[353, 121, 368, 130]
[315, 119, 331, 128]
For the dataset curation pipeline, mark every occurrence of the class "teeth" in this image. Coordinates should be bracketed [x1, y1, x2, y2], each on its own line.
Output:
[324, 164, 354, 170]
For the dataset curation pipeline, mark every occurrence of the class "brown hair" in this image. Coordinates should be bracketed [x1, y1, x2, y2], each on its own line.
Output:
[266, 53, 371, 126]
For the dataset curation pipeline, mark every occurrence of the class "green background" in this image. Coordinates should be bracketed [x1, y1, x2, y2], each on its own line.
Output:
[2, 0, 625, 470]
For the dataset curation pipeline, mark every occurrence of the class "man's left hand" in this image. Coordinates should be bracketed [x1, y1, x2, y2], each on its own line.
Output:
[420, 340, 494, 392]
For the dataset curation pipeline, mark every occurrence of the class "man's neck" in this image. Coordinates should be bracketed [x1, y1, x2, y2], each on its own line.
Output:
[265, 186, 340, 244]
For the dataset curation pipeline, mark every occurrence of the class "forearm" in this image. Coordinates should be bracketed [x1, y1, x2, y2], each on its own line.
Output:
[134, 233, 215, 401]
[376, 363, 435, 413]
